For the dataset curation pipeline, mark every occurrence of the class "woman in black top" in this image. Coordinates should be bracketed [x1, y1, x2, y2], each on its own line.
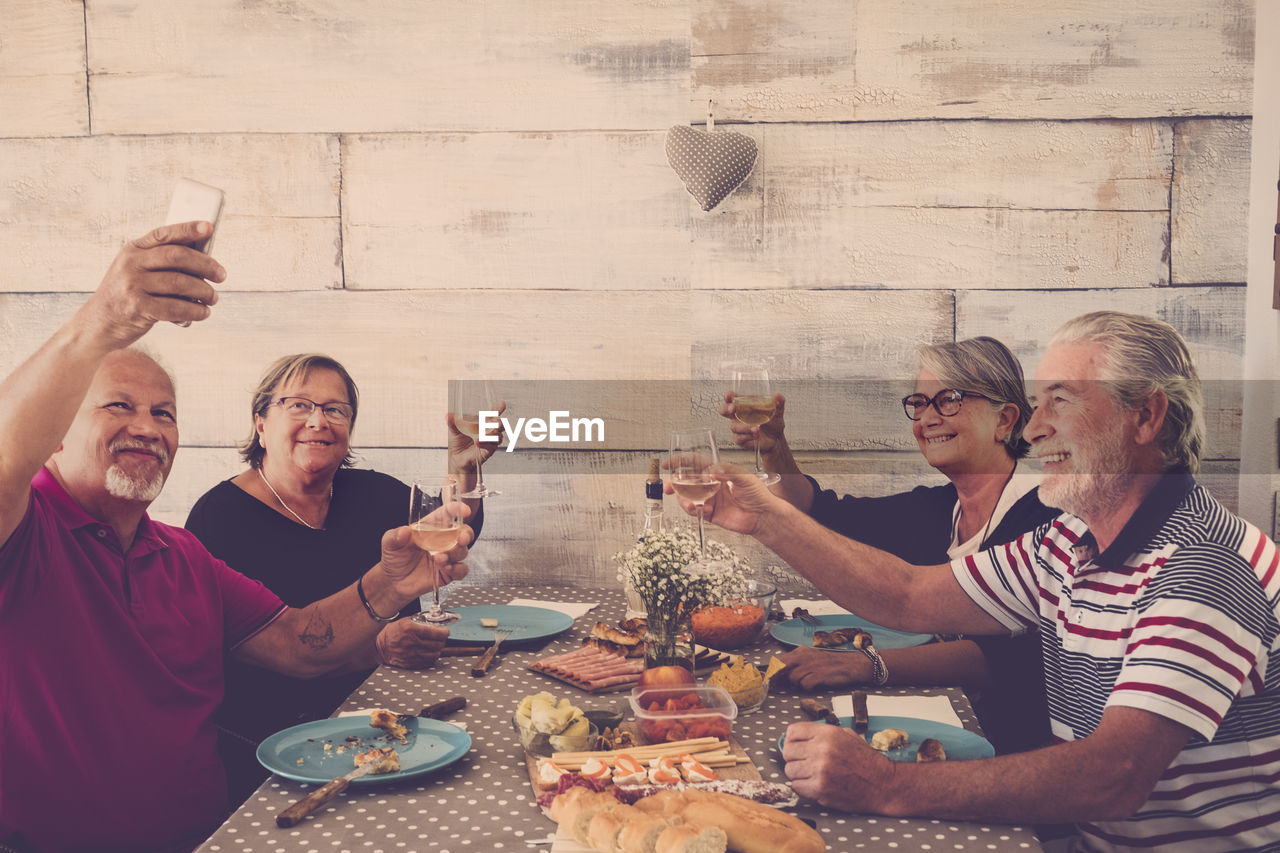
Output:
[187, 353, 490, 806]
[723, 337, 1057, 754]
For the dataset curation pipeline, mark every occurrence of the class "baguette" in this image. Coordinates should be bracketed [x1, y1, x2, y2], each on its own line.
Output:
[552, 786, 824, 853]
[569, 791, 624, 845]
[588, 803, 645, 853]
[548, 784, 594, 823]
[631, 790, 687, 818]
[654, 822, 727, 853]
[615, 813, 674, 853]
[675, 789, 825, 853]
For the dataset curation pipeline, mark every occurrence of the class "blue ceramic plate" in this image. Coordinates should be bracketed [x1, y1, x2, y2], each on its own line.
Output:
[257, 716, 471, 785]
[770, 615, 932, 651]
[445, 605, 574, 643]
[777, 715, 995, 762]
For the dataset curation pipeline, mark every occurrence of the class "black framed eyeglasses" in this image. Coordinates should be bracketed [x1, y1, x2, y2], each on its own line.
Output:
[271, 396, 354, 425]
[901, 389, 986, 421]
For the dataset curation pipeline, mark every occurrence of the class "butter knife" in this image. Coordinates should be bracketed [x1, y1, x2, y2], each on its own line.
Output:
[472, 628, 510, 677]
[851, 690, 869, 741]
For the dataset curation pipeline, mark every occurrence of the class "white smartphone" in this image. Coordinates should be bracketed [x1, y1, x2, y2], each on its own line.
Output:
[164, 177, 225, 254]
[163, 178, 225, 325]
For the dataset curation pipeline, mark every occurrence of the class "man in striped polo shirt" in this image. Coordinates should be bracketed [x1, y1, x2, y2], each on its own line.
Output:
[691, 311, 1279, 852]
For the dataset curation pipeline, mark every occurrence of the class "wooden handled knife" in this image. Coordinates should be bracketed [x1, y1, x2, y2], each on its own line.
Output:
[472, 629, 510, 677]
[276, 754, 390, 828]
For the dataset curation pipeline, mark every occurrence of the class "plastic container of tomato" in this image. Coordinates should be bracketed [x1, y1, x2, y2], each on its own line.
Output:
[628, 685, 737, 744]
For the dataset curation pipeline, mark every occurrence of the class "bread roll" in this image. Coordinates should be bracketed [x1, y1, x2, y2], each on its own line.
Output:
[676, 789, 825, 853]
[654, 822, 728, 853]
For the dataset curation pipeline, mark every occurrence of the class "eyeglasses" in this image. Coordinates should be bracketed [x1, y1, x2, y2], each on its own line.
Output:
[901, 389, 986, 421]
[271, 396, 354, 425]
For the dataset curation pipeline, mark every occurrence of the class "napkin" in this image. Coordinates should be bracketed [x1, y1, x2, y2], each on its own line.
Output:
[829, 694, 962, 728]
[507, 598, 597, 620]
[780, 598, 851, 617]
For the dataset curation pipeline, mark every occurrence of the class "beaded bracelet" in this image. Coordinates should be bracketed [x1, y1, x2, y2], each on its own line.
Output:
[861, 646, 889, 686]
[357, 574, 397, 624]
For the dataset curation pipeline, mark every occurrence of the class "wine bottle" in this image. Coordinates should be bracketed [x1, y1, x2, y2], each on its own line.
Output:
[639, 457, 664, 541]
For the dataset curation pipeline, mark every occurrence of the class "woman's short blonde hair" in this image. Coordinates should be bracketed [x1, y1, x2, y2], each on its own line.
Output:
[1049, 311, 1203, 474]
[917, 336, 1032, 459]
[239, 354, 360, 469]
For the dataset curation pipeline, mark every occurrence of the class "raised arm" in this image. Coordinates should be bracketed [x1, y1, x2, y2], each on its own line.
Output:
[0, 222, 223, 546]
[687, 464, 1003, 636]
[719, 391, 816, 511]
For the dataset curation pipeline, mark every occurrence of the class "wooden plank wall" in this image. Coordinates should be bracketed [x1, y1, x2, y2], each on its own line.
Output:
[0, 0, 1256, 586]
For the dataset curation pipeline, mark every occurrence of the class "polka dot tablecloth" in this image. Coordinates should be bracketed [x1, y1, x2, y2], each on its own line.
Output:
[195, 584, 1043, 853]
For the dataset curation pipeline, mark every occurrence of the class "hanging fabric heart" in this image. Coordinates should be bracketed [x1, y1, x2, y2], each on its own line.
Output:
[665, 123, 758, 212]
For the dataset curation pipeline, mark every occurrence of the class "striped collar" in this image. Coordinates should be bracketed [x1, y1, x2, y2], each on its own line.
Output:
[1091, 470, 1196, 572]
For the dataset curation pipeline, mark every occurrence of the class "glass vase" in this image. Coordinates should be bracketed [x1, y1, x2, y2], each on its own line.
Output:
[643, 609, 694, 671]
[624, 581, 647, 620]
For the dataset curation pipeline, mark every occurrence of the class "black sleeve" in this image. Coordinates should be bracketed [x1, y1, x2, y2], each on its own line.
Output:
[806, 475, 956, 565]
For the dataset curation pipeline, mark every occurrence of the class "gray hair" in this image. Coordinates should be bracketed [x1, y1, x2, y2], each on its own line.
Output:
[1049, 311, 1203, 475]
[239, 354, 359, 469]
[917, 336, 1032, 459]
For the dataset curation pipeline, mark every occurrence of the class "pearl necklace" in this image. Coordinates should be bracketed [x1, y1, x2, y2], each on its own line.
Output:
[259, 467, 332, 530]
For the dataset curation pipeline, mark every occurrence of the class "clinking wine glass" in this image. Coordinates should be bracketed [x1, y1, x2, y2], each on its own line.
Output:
[451, 379, 501, 499]
[409, 475, 464, 624]
[731, 367, 781, 486]
[669, 428, 720, 559]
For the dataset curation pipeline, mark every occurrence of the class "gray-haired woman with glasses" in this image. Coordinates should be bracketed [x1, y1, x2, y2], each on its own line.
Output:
[185, 353, 492, 807]
[722, 336, 1056, 754]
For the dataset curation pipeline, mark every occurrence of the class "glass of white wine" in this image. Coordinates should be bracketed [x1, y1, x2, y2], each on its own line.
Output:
[408, 475, 463, 624]
[669, 428, 721, 559]
[731, 367, 781, 486]
[451, 379, 501, 499]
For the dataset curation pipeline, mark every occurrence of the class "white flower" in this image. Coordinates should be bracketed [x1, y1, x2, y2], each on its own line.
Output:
[613, 530, 749, 621]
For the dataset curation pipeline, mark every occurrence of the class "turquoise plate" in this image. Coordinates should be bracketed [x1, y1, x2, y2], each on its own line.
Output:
[770, 615, 932, 651]
[445, 605, 574, 643]
[257, 716, 471, 785]
[778, 715, 995, 762]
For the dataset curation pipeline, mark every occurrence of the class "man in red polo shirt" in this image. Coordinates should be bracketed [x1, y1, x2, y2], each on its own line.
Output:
[0, 222, 473, 853]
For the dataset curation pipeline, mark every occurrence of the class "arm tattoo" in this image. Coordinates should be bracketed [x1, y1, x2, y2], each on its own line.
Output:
[298, 608, 335, 650]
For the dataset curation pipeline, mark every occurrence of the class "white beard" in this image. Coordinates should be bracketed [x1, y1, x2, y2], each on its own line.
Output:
[1037, 419, 1134, 520]
[105, 464, 166, 502]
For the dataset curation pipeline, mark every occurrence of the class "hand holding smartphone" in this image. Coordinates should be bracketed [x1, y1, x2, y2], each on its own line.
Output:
[163, 178, 224, 325]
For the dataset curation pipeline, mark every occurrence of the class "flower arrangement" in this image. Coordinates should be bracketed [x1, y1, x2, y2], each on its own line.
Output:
[614, 529, 749, 666]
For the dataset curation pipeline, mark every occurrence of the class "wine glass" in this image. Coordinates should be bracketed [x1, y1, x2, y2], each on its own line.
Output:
[408, 475, 464, 624]
[731, 367, 781, 486]
[450, 379, 501, 498]
[669, 428, 720, 559]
